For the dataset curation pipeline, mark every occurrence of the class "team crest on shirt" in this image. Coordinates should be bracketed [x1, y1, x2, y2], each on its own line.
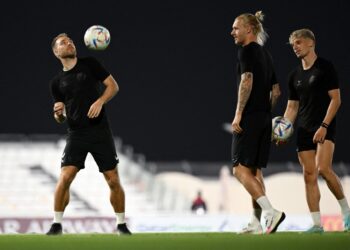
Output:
[76, 73, 87, 82]
[309, 75, 316, 84]
[60, 80, 69, 88]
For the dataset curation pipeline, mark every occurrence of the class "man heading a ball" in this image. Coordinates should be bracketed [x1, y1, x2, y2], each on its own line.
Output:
[47, 33, 131, 235]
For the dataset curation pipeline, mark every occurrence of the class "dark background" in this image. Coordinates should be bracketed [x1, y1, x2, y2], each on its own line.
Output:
[0, 0, 349, 163]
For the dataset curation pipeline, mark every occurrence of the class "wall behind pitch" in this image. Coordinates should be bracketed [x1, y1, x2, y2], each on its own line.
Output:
[0, 0, 349, 162]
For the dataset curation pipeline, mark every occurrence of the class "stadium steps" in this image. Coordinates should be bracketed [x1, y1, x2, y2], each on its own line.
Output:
[0, 141, 162, 217]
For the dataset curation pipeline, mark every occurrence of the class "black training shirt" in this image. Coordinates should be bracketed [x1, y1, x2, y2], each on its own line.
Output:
[288, 57, 339, 131]
[237, 42, 277, 115]
[50, 57, 110, 131]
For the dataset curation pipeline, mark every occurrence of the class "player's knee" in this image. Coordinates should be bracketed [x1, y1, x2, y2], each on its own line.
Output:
[60, 173, 75, 186]
[303, 169, 317, 182]
[106, 178, 121, 190]
[318, 167, 332, 179]
[232, 167, 246, 183]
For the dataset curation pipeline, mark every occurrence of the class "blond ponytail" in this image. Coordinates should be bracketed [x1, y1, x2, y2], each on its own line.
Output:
[255, 11, 265, 22]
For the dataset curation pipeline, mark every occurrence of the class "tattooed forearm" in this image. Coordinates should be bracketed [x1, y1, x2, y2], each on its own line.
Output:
[270, 83, 281, 110]
[236, 72, 253, 114]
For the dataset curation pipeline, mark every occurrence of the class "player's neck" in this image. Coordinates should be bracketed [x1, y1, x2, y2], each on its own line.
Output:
[61, 57, 78, 71]
[242, 36, 257, 47]
[301, 52, 317, 70]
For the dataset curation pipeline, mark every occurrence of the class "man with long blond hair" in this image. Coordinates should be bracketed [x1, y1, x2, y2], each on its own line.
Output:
[230, 11, 284, 234]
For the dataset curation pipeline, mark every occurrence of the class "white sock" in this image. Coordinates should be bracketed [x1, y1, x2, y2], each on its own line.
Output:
[310, 212, 322, 227]
[53, 211, 64, 224]
[338, 198, 350, 217]
[256, 196, 273, 212]
[116, 212, 125, 225]
[252, 208, 262, 223]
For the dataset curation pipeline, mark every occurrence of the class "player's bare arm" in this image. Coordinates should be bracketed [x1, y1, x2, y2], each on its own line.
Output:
[283, 100, 299, 124]
[270, 83, 281, 110]
[232, 72, 253, 133]
[87, 75, 119, 118]
[53, 102, 66, 123]
[322, 88, 341, 126]
[313, 88, 341, 144]
[237, 72, 253, 113]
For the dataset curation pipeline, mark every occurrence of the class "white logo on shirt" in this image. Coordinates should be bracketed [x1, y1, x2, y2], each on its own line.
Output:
[309, 75, 316, 84]
[61, 152, 65, 163]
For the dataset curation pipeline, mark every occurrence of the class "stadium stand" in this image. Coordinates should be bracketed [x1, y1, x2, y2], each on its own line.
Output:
[0, 136, 162, 217]
[0, 135, 349, 233]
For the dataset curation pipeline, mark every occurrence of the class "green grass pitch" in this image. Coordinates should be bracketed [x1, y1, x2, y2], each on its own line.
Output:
[0, 232, 349, 250]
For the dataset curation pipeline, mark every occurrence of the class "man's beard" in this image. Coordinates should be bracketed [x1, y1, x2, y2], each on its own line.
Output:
[61, 51, 77, 59]
[297, 50, 309, 59]
[234, 37, 243, 46]
[61, 51, 76, 59]
[297, 54, 306, 59]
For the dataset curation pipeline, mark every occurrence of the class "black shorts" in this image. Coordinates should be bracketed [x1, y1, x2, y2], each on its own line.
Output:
[296, 126, 336, 152]
[231, 112, 271, 168]
[61, 127, 119, 172]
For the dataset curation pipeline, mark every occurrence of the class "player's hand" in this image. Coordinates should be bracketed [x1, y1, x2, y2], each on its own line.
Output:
[88, 99, 104, 118]
[313, 127, 327, 144]
[53, 102, 64, 116]
[53, 102, 66, 123]
[271, 133, 287, 146]
[232, 114, 243, 134]
[275, 139, 287, 146]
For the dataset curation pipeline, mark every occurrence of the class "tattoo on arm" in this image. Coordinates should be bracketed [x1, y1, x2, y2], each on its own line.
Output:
[236, 72, 253, 113]
[270, 84, 281, 110]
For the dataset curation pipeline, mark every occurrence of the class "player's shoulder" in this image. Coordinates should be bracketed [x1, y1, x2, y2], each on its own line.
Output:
[78, 57, 104, 71]
[315, 57, 334, 69]
[288, 66, 299, 77]
[79, 56, 100, 64]
[50, 72, 63, 85]
[242, 42, 260, 52]
[286, 66, 301, 84]
[238, 42, 259, 60]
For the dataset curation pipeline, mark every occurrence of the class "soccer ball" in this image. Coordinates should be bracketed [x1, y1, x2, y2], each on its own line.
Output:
[272, 116, 293, 142]
[84, 25, 111, 50]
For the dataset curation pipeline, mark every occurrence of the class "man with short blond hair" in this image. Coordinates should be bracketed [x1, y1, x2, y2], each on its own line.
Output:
[283, 28, 350, 232]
